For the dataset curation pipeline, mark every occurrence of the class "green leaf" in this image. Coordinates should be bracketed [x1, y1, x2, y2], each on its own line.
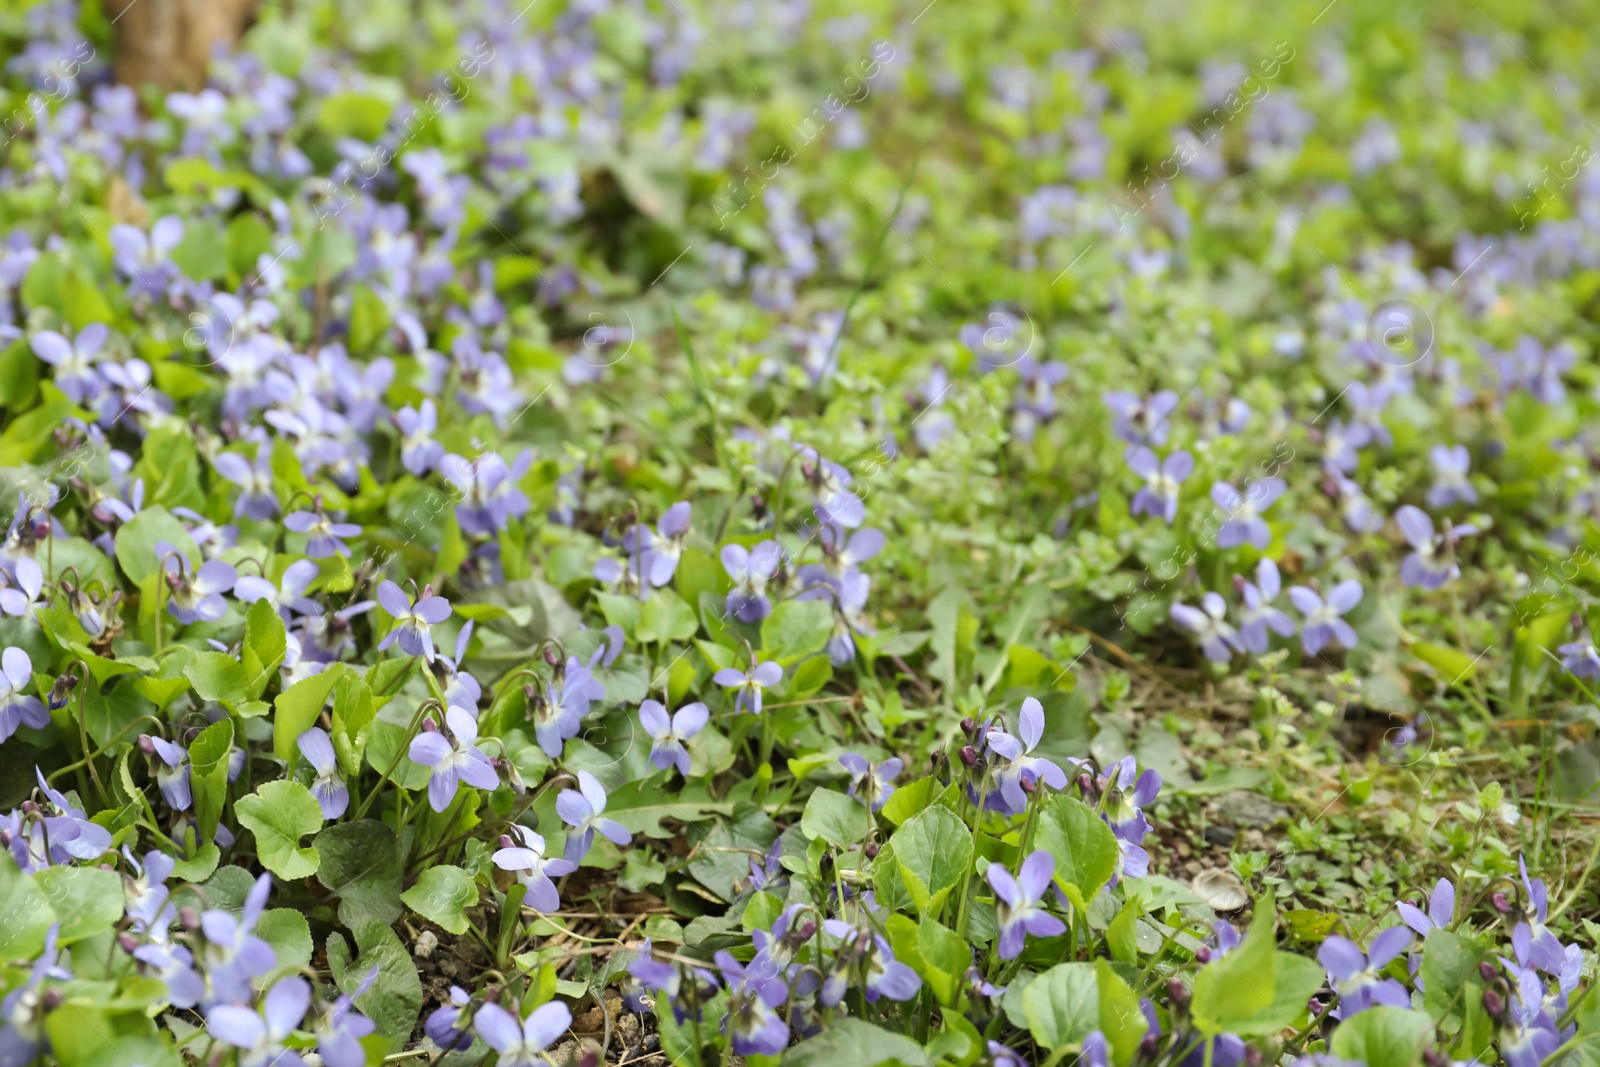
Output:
[331, 673, 377, 778]
[1413, 641, 1480, 686]
[32, 866, 120, 944]
[0, 853, 55, 959]
[594, 592, 641, 638]
[761, 598, 833, 662]
[314, 820, 404, 927]
[1226, 952, 1324, 1037]
[170, 843, 220, 883]
[1097, 960, 1145, 1067]
[1329, 1005, 1433, 1067]
[1032, 795, 1119, 908]
[1192, 892, 1275, 1035]
[272, 665, 346, 760]
[401, 865, 479, 935]
[189, 718, 235, 842]
[114, 506, 199, 585]
[781, 1018, 932, 1067]
[258, 908, 314, 976]
[881, 776, 935, 826]
[235, 779, 324, 879]
[327, 920, 423, 1047]
[184, 651, 248, 705]
[638, 588, 700, 644]
[1107, 900, 1141, 965]
[893, 805, 973, 916]
[242, 598, 287, 699]
[801, 787, 870, 848]
[1021, 962, 1100, 1049]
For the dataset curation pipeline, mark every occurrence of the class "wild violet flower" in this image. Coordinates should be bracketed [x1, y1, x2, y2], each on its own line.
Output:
[213, 449, 278, 520]
[1288, 580, 1363, 657]
[801, 451, 865, 528]
[110, 216, 184, 296]
[121, 847, 176, 934]
[984, 698, 1070, 813]
[988, 851, 1067, 959]
[1317, 927, 1412, 1015]
[201, 873, 277, 1005]
[1560, 628, 1600, 680]
[376, 580, 452, 661]
[1395, 505, 1476, 589]
[284, 505, 362, 558]
[1170, 592, 1244, 663]
[0, 647, 47, 744]
[1397, 877, 1455, 937]
[424, 986, 475, 1052]
[1513, 855, 1567, 975]
[557, 770, 633, 862]
[234, 558, 321, 622]
[297, 727, 348, 819]
[839, 753, 902, 810]
[1211, 476, 1286, 549]
[820, 922, 921, 1004]
[156, 541, 237, 624]
[0, 558, 43, 619]
[473, 1002, 573, 1067]
[34, 770, 114, 863]
[1235, 559, 1294, 653]
[633, 501, 693, 587]
[1426, 444, 1477, 507]
[722, 541, 783, 622]
[30, 323, 107, 403]
[314, 972, 379, 1067]
[140, 733, 192, 811]
[640, 699, 709, 775]
[493, 825, 576, 912]
[1097, 755, 1162, 835]
[0, 924, 70, 1066]
[395, 399, 446, 475]
[1128, 447, 1192, 524]
[409, 704, 499, 812]
[205, 976, 311, 1067]
[714, 658, 783, 715]
[716, 950, 790, 1056]
[528, 649, 609, 758]
[1104, 390, 1179, 446]
[441, 449, 534, 535]
[133, 941, 205, 1009]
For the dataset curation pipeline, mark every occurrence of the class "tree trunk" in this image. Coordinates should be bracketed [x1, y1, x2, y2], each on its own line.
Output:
[104, 0, 257, 93]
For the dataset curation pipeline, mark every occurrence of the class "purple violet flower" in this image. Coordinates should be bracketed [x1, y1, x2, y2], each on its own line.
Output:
[557, 770, 633, 862]
[1288, 580, 1362, 657]
[839, 753, 902, 811]
[640, 699, 709, 775]
[1235, 559, 1295, 653]
[493, 825, 576, 912]
[988, 851, 1067, 959]
[205, 976, 312, 1067]
[1317, 927, 1412, 1015]
[1396, 505, 1476, 589]
[0, 647, 47, 744]
[1426, 444, 1477, 507]
[722, 541, 782, 622]
[1211, 477, 1286, 549]
[1171, 592, 1244, 663]
[376, 580, 452, 661]
[408, 705, 499, 812]
[473, 1002, 573, 1067]
[1128, 447, 1192, 524]
[297, 727, 348, 819]
[156, 541, 237, 624]
[284, 506, 362, 558]
[714, 658, 783, 715]
[213, 450, 278, 520]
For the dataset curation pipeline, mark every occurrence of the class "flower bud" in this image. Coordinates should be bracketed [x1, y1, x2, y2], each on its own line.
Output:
[1482, 988, 1504, 1019]
[1195, 946, 1211, 964]
[1490, 891, 1510, 913]
[578, 1050, 599, 1067]
[544, 646, 563, 668]
[421, 718, 440, 732]
[483, 988, 501, 1004]
[499, 834, 516, 850]
[137, 734, 157, 755]
[864, 841, 879, 860]
[180, 907, 200, 930]
[1478, 961, 1498, 983]
[42, 989, 64, 1011]
[959, 716, 976, 736]
[1138, 1034, 1158, 1058]
[1166, 979, 1189, 1007]
[958, 745, 977, 767]
[48, 673, 78, 710]
[118, 932, 140, 953]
